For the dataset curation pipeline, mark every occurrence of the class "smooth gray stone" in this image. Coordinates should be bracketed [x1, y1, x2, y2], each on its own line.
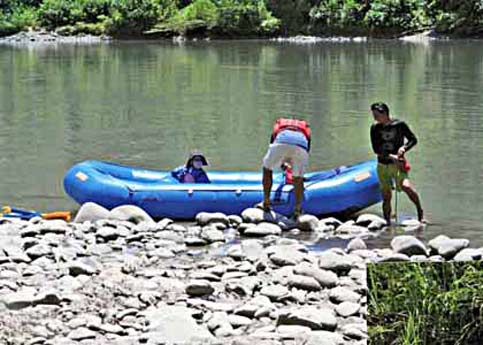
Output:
[109, 205, 154, 224]
[377, 253, 410, 262]
[294, 263, 339, 288]
[346, 238, 367, 252]
[186, 280, 214, 296]
[318, 250, 355, 274]
[296, 215, 319, 231]
[196, 212, 230, 226]
[268, 245, 306, 266]
[277, 307, 337, 331]
[68, 327, 97, 341]
[200, 226, 225, 243]
[335, 301, 360, 317]
[25, 244, 52, 259]
[245, 222, 282, 237]
[287, 274, 321, 291]
[143, 305, 217, 344]
[228, 314, 252, 327]
[67, 260, 97, 276]
[356, 214, 386, 227]
[74, 202, 111, 223]
[453, 248, 483, 261]
[428, 235, 470, 259]
[318, 217, 343, 227]
[391, 235, 428, 256]
[329, 286, 361, 304]
[260, 284, 290, 302]
[96, 226, 121, 241]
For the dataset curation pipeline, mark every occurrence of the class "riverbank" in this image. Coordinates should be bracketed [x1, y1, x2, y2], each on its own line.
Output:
[1, 204, 481, 345]
[0, 29, 454, 46]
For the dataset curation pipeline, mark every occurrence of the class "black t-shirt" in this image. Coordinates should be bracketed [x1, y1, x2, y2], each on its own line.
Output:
[370, 119, 417, 165]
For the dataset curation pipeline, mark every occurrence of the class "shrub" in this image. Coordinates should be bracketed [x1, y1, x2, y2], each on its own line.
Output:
[106, 0, 162, 35]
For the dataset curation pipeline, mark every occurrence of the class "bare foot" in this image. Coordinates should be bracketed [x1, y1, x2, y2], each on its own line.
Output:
[255, 202, 271, 212]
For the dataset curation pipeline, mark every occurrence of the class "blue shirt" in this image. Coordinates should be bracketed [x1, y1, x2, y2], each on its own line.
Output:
[172, 166, 211, 183]
[274, 130, 310, 151]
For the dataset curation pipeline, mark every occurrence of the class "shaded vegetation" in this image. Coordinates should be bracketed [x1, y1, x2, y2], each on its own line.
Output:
[368, 262, 483, 345]
[1, 0, 483, 38]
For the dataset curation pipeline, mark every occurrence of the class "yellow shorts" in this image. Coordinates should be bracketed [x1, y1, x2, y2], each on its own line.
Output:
[377, 163, 408, 192]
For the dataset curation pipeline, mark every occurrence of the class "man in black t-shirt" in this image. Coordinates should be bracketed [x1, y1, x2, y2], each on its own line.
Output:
[370, 102, 424, 225]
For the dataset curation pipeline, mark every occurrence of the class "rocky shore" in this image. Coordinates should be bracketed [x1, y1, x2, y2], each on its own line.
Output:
[0, 203, 481, 345]
[0, 29, 452, 46]
[0, 30, 111, 45]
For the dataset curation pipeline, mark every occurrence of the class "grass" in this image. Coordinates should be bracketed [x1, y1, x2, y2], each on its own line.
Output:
[368, 262, 483, 345]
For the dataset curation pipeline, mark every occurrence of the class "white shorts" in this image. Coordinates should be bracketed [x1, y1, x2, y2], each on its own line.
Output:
[262, 143, 309, 177]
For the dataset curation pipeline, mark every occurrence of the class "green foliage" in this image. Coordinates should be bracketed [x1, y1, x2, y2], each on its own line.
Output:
[106, 0, 162, 35]
[148, 0, 279, 37]
[266, 0, 314, 35]
[2, 0, 483, 37]
[215, 0, 280, 35]
[368, 262, 483, 345]
[7, 5, 38, 29]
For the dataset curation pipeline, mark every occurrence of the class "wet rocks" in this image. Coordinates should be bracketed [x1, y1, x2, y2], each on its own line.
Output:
[428, 235, 469, 259]
[391, 236, 428, 256]
[277, 307, 338, 331]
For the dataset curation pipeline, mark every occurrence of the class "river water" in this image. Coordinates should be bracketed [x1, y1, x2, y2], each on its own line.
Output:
[1, 40, 482, 247]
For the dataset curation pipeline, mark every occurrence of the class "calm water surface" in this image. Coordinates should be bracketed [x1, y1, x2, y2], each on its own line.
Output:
[1, 40, 482, 247]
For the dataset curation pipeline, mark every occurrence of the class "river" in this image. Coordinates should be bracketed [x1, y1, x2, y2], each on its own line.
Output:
[1, 39, 482, 247]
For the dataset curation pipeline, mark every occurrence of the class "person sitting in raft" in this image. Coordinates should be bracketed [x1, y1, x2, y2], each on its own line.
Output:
[172, 152, 211, 183]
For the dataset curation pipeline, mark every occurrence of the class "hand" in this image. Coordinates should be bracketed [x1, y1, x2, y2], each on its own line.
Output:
[388, 154, 399, 162]
[397, 147, 406, 159]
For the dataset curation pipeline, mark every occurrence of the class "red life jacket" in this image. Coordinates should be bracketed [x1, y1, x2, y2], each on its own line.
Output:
[285, 168, 293, 184]
[272, 118, 311, 141]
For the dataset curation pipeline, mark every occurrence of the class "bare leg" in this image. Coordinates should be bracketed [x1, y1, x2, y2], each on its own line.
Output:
[293, 176, 304, 216]
[382, 188, 392, 225]
[262, 167, 273, 211]
[401, 179, 424, 221]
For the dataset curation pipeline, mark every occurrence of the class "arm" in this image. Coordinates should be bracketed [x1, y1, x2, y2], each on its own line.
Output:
[370, 125, 382, 156]
[401, 122, 418, 152]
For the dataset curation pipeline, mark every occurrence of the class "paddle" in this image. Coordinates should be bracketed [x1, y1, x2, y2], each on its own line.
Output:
[1, 206, 71, 222]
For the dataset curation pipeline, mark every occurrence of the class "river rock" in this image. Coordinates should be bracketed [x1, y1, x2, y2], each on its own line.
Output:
[143, 305, 217, 343]
[329, 286, 361, 304]
[96, 226, 121, 241]
[277, 307, 337, 331]
[356, 214, 386, 227]
[346, 238, 367, 252]
[293, 262, 338, 288]
[268, 245, 306, 266]
[245, 222, 282, 237]
[377, 253, 411, 262]
[68, 327, 97, 341]
[260, 284, 290, 301]
[318, 250, 355, 274]
[428, 235, 469, 259]
[74, 202, 111, 223]
[335, 301, 360, 317]
[67, 260, 97, 276]
[186, 280, 214, 296]
[391, 235, 428, 256]
[241, 208, 294, 229]
[196, 212, 230, 226]
[1, 289, 37, 309]
[109, 205, 154, 224]
[296, 215, 319, 231]
[25, 243, 52, 259]
[453, 248, 482, 261]
[200, 226, 225, 243]
[287, 274, 321, 291]
[319, 217, 343, 227]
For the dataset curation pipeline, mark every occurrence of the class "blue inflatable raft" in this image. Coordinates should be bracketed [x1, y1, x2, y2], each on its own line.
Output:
[63, 160, 382, 219]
